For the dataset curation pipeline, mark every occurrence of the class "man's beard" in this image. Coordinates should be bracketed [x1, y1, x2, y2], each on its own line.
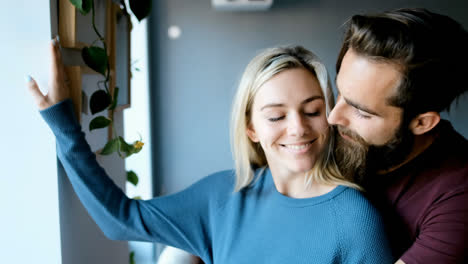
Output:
[334, 121, 414, 185]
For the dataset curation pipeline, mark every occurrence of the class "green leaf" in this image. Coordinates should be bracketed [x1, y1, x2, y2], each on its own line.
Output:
[90, 90, 111, 114]
[133, 146, 143, 154]
[127, 170, 139, 186]
[89, 116, 111, 131]
[118, 137, 134, 156]
[129, 251, 135, 264]
[129, 0, 152, 21]
[132, 140, 143, 154]
[132, 196, 142, 200]
[82, 46, 108, 76]
[100, 137, 119, 155]
[109, 86, 119, 110]
[69, 0, 92, 15]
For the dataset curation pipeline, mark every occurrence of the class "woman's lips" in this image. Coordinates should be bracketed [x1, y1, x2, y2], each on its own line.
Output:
[280, 139, 317, 154]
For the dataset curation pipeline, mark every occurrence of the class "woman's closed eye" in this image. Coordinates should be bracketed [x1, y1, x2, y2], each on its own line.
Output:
[268, 116, 285, 122]
[267, 109, 321, 122]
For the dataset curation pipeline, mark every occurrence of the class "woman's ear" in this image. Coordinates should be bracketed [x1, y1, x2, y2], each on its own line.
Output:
[246, 124, 259, 143]
[409, 112, 441, 135]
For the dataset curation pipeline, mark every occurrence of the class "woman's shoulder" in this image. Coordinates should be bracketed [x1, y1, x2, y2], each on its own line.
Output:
[195, 168, 268, 211]
[333, 187, 393, 262]
[195, 169, 236, 191]
[185, 169, 236, 202]
[333, 187, 381, 221]
[195, 168, 265, 193]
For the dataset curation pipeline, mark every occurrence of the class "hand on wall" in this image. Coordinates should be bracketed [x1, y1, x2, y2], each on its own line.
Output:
[26, 36, 70, 110]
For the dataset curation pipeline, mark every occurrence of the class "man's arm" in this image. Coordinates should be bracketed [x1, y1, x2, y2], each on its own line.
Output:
[399, 188, 468, 264]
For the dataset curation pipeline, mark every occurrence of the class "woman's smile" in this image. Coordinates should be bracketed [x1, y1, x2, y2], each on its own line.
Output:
[279, 139, 317, 154]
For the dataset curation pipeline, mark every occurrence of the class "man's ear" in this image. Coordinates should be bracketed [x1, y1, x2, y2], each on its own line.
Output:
[409, 112, 441, 135]
[246, 123, 259, 143]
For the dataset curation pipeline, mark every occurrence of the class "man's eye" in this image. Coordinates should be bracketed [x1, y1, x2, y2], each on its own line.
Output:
[305, 112, 320, 117]
[268, 116, 284, 122]
[354, 109, 371, 119]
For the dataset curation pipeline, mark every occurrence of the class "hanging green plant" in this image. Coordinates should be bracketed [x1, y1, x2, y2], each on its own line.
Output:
[67, 1, 151, 262]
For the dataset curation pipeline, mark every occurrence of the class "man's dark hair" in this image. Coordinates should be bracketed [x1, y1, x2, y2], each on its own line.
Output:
[336, 8, 468, 120]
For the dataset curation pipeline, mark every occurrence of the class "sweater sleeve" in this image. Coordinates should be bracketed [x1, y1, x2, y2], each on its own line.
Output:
[335, 189, 395, 264]
[40, 99, 219, 259]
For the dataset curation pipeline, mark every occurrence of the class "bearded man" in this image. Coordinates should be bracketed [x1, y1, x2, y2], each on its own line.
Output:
[329, 8, 468, 264]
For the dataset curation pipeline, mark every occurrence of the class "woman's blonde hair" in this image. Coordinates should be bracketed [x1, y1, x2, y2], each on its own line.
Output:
[230, 45, 361, 192]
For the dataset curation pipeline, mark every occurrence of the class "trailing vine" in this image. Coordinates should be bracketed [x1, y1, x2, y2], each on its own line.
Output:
[70, 0, 150, 177]
[67, 0, 152, 262]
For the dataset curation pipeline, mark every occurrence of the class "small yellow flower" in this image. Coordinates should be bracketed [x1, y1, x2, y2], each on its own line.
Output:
[133, 140, 144, 149]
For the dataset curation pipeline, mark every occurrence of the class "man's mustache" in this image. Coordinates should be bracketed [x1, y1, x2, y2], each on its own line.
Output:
[335, 125, 368, 146]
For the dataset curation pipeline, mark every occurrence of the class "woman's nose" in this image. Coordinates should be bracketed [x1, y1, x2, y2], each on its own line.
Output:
[287, 114, 308, 137]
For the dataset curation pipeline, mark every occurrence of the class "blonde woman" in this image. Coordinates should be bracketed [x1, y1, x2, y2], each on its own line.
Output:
[28, 39, 393, 263]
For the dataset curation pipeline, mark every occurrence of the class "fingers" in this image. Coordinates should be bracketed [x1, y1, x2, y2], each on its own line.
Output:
[26, 76, 48, 110]
[50, 36, 63, 84]
[48, 36, 70, 103]
[27, 36, 70, 111]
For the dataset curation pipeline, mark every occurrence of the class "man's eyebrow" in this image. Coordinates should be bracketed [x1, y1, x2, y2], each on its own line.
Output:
[344, 97, 381, 116]
[260, 95, 323, 111]
[335, 83, 381, 117]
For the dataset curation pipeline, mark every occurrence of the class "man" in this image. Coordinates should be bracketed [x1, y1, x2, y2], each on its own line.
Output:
[329, 8, 468, 264]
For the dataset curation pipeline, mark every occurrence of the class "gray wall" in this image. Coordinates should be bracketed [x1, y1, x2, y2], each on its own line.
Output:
[59, 1, 129, 263]
[148, 0, 468, 195]
[58, 140, 129, 264]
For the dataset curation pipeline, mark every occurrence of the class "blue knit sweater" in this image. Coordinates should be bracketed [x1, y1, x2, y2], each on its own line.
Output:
[40, 99, 394, 264]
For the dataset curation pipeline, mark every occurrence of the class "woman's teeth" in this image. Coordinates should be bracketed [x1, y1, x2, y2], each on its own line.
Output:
[283, 143, 310, 150]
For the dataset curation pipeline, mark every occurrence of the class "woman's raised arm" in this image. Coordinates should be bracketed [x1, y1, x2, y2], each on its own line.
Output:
[25, 37, 215, 261]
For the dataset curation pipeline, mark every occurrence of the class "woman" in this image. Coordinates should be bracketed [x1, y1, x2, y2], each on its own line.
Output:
[27, 38, 393, 263]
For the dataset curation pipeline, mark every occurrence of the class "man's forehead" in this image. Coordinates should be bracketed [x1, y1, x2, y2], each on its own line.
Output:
[336, 50, 403, 113]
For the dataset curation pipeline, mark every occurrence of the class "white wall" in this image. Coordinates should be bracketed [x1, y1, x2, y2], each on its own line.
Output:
[124, 16, 156, 264]
[0, 0, 62, 263]
[0, 0, 130, 263]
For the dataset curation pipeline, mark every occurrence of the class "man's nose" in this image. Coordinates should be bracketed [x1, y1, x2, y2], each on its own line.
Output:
[328, 95, 348, 127]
